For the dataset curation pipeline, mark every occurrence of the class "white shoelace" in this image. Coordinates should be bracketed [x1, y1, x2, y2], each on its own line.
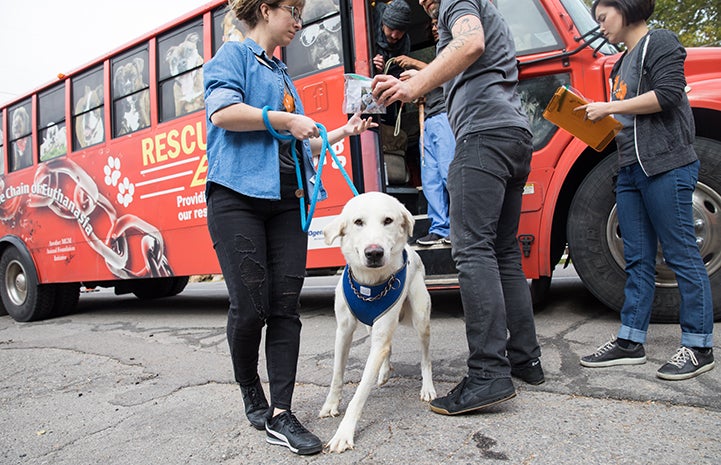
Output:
[667, 347, 698, 368]
[591, 337, 617, 357]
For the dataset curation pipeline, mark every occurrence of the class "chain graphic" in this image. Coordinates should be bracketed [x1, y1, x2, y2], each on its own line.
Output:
[25, 157, 173, 279]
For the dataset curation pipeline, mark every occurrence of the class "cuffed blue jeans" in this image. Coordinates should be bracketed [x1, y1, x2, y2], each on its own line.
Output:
[421, 112, 455, 238]
[616, 160, 713, 348]
[448, 127, 541, 379]
[206, 178, 307, 411]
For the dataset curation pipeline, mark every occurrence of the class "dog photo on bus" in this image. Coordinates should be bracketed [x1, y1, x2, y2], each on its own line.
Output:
[10, 105, 32, 171]
[165, 32, 205, 117]
[113, 57, 150, 135]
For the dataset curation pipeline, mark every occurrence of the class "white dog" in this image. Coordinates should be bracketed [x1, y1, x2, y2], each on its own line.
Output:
[320, 192, 436, 453]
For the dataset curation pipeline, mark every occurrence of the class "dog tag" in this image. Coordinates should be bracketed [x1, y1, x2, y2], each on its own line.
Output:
[359, 286, 371, 297]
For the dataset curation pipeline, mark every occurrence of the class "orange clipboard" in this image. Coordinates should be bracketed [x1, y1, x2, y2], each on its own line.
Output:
[542, 86, 622, 152]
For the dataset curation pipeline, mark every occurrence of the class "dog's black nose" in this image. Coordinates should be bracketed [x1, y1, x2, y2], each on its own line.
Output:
[364, 245, 385, 265]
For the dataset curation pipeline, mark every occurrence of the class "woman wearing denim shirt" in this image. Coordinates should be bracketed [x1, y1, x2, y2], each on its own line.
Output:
[203, 0, 375, 455]
[578, 0, 714, 381]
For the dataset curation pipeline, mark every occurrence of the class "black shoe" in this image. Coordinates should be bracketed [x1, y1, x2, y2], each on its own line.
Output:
[416, 233, 444, 246]
[511, 358, 545, 385]
[441, 236, 451, 245]
[429, 376, 516, 415]
[239, 378, 269, 430]
[580, 337, 646, 367]
[657, 347, 715, 381]
[265, 411, 323, 455]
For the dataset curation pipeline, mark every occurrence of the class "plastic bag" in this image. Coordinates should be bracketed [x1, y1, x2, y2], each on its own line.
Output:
[342, 74, 386, 114]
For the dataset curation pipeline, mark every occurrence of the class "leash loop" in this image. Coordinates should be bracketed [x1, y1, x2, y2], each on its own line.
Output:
[261, 106, 359, 232]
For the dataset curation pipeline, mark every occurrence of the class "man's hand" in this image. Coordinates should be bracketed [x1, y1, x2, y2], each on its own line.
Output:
[373, 54, 386, 72]
[372, 74, 417, 105]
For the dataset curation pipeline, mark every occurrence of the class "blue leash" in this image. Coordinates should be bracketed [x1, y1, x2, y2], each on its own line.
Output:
[261, 105, 359, 232]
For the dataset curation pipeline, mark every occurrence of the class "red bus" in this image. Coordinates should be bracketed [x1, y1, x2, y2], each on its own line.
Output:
[1, 0, 720, 323]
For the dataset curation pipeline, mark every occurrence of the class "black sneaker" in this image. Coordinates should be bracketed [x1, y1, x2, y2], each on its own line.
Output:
[265, 411, 322, 455]
[416, 233, 444, 246]
[511, 358, 545, 385]
[580, 338, 646, 367]
[429, 376, 516, 415]
[441, 236, 451, 245]
[657, 347, 715, 381]
[239, 378, 269, 430]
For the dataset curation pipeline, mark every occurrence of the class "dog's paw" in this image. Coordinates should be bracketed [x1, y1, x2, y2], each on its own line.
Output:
[319, 403, 340, 418]
[377, 363, 393, 386]
[419, 384, 437, 402]
[325, 432, 355, 453]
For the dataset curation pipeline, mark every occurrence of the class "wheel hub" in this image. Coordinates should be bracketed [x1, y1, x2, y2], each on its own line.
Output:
[606, 181, 721, 288]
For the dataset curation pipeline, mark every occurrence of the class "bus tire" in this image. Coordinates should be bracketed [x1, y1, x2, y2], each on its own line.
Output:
[530, 276, 551, 308]
[0, 247, 55, 322]
[567, 137, 721, 323]
[132, 276, 189, 300]
[52, 283, 80, 317]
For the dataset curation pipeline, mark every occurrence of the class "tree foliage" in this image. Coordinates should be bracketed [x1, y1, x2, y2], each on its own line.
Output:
[583, 0, 721, 46]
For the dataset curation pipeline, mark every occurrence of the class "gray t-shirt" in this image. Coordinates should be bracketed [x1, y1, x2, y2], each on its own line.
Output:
[437, 0, 530, 139]
[612, 39, 643, 168]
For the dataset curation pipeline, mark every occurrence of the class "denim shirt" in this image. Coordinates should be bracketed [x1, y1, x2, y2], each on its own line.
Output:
[203, 38, 326, 200]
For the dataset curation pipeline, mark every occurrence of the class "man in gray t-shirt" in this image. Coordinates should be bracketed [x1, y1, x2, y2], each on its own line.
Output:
[373, 0, 543, 415]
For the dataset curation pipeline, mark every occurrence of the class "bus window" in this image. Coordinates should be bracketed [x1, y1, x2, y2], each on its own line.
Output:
[112, 46, 150, 137]
[72, 66, 105, 150]
[158, 20, 205, 122]
[517, 73, 571, 151]
[286, 12, 342, 78]
[212, 6, 248, 53]
[38, 84, 68, 162]
[8, 100, 33, 172]
[497, 0, 561, 55]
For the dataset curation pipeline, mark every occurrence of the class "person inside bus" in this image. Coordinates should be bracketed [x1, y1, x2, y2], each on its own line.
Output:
[372, 0, 412, 130]
[394, 11, 453, 246]
[372, 0, 412, 76]
[372, 0, 543, 414]
[203, 0, 376, 455]
[578, 0, 714, 380]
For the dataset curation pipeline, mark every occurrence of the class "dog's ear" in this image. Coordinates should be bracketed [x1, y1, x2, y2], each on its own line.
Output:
[323, 215, 345, 245]
[400, 206, 415, 239]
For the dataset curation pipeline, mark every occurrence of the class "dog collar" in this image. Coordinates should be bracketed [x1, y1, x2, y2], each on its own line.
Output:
[342, 249, 408, 326]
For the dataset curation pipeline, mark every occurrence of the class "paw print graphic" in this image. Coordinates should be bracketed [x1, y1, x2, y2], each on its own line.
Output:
[117, 177, 135, 208]
[104, 156, 122, 187]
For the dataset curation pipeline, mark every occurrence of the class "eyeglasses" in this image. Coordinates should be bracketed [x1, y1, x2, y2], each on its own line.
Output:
[279, 5, 303, 24]
[300, 16, 341, 46]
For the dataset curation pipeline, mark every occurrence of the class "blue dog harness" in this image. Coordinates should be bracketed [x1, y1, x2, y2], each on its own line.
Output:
[342, 250, 409, 326]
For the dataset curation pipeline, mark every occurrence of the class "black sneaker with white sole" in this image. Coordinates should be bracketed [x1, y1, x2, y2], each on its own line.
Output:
[657, 346, 715, 381]
[580, 337, 646, 367]
[265, 411, 322, 455]
[416, 233, 444, 246]
[511, 358, 545, 385]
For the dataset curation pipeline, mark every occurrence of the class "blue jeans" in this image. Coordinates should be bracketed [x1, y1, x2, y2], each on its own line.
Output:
[448, 128, 541, 379]
[616, 161, 713, 348]
[206, 178, 307, 410]
[421, 113, 455, 237]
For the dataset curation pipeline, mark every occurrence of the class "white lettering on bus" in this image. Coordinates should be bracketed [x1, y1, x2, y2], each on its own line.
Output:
[176, 191, 205, 207]
[141, 121, 207, 166]
[30, 182, 93, 236]
[4, 183, 31, 200]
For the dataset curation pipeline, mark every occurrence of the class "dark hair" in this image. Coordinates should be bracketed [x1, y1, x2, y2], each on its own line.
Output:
[229, 0, 304, 29]
[591, 0, 655, 25]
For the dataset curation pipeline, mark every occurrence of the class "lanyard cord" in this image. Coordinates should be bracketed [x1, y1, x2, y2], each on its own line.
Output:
[261, 105, 359, 232]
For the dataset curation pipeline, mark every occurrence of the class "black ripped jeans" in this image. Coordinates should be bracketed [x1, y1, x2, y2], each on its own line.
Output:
[206, 178, 307, 411]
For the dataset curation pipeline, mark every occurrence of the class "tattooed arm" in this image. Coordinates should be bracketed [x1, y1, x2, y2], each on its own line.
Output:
[372, 14, 484, 104]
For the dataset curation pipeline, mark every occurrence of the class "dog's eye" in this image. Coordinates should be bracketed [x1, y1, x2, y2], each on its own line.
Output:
[383, 217, 393, 225]
[354, 219, 364, 226]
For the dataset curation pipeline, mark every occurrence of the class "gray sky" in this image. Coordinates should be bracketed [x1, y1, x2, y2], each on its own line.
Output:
[0, 0, 211, 106]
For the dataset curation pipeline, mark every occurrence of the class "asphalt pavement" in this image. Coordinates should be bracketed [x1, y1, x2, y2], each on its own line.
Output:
[0, 267, 719, 465]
